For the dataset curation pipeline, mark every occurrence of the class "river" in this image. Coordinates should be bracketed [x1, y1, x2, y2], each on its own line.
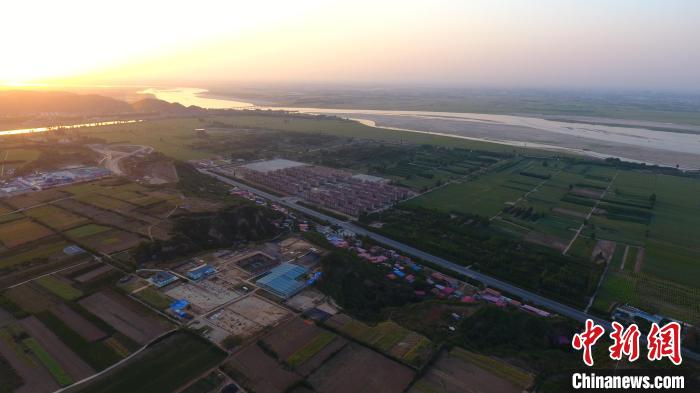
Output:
[144, 88, 700, 169]
[3, 87, 698, 169]
[0, 120, 143, 136]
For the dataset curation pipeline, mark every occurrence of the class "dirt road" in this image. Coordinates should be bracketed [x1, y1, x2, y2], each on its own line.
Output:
[90, 144, 153, 176]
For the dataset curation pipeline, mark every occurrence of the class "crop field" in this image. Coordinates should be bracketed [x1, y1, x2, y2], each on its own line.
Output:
[0, 211, 23, 224]
[0, 218, 54, 248]
[5, 284, 56, 313]
[410, 348, 533, 393]
[583, 171, 700, 323]
[3, 189, 69, 210]
[404, 158, 607, 252]
[79, 290, 171, 345]
[133, 287, 173, 310]
[593, 270, 700, 324]
[261, 317, 348, 375]
[0, 148, 41, 173]
[286, 331, 337, 367]
[0, 240, 69, 271]
[76, 194, 137, 212]
[76, 332, 226, 393]
[0, 326, 62, 393]
[20, 315, 95, 381]
[36, 275, 83, 300]
[24, 205, 88, 231]
[22, 337, 74, 386]
[400, 157, 700, 323]
[223, 342, 301, 393]
[72, 228, 144, 254]
[0, 177, 184, 287]
[325, 313, 434, 368]
[65, 224, 112, 239]
[405, 158, 542, 216]
[308, 343, 416, 393]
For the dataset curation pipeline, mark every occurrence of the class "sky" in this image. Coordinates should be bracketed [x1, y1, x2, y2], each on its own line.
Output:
[2, 0, 699, 91]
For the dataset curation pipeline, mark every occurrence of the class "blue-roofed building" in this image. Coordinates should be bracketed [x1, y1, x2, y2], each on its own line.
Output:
[63, 245, 86, 256]
[256, 262, 309, 298]
[150, 271, 179, 288]
[187, 264, 216, 281]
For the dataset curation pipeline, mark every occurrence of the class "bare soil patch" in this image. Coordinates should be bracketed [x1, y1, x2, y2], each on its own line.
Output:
[552, 207, 587, 219]
[523, 231, 568, 252]
[73, 264, 114, 283]
[308, 343, 415, 393]
[634, 247, 645, 273]
[263, 317, 324, 359]
[228, 295, 290, 327]
[51, 303, 107, 342]
[164, 281, 241, 313]
[79, 290, 170, 345]
[619, 245, 630, 271]
[409, 350, 526, 393]
[591, 240, 617, 263]
[571, 187, 604, 199]
[207, 307, 262, 339]
[5, 284, 56, 313]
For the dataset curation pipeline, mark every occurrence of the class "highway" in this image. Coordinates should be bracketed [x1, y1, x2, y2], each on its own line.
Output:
[201, 168, 700, 361]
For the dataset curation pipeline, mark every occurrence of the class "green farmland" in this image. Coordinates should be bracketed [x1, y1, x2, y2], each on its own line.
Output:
[76, 332, 226, 393]
[403, 156, 700, 323]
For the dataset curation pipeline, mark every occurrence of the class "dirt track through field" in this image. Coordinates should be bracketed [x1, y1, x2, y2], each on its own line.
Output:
[634, 248, 645, 273]
[619, 245, 630, 270]
[20, 315, 95, 379]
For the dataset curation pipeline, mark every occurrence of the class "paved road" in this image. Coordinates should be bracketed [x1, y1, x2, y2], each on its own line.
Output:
[201, 169, 700, 361]
[200, 170, 606, 324]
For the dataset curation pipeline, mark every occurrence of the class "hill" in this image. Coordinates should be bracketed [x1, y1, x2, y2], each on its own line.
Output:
[0, 90, 133, 116]
[130, 98, 202, 114]
[0, 90, 199, 117]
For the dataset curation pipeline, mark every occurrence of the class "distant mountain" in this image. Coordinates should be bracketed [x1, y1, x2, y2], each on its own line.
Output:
[0, 90, 133, 116]
[130, 98, 202, 114]
[0, 90, 200, 117]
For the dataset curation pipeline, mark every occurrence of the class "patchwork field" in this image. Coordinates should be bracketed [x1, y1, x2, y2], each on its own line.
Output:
[0, 178, 183, 287]
[262, 317, 348, 375]
[0, 219, 53, 248]
[24, 205, 88, 231]
[325, 313, 435, 368]
[405, 157, 700, 323]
